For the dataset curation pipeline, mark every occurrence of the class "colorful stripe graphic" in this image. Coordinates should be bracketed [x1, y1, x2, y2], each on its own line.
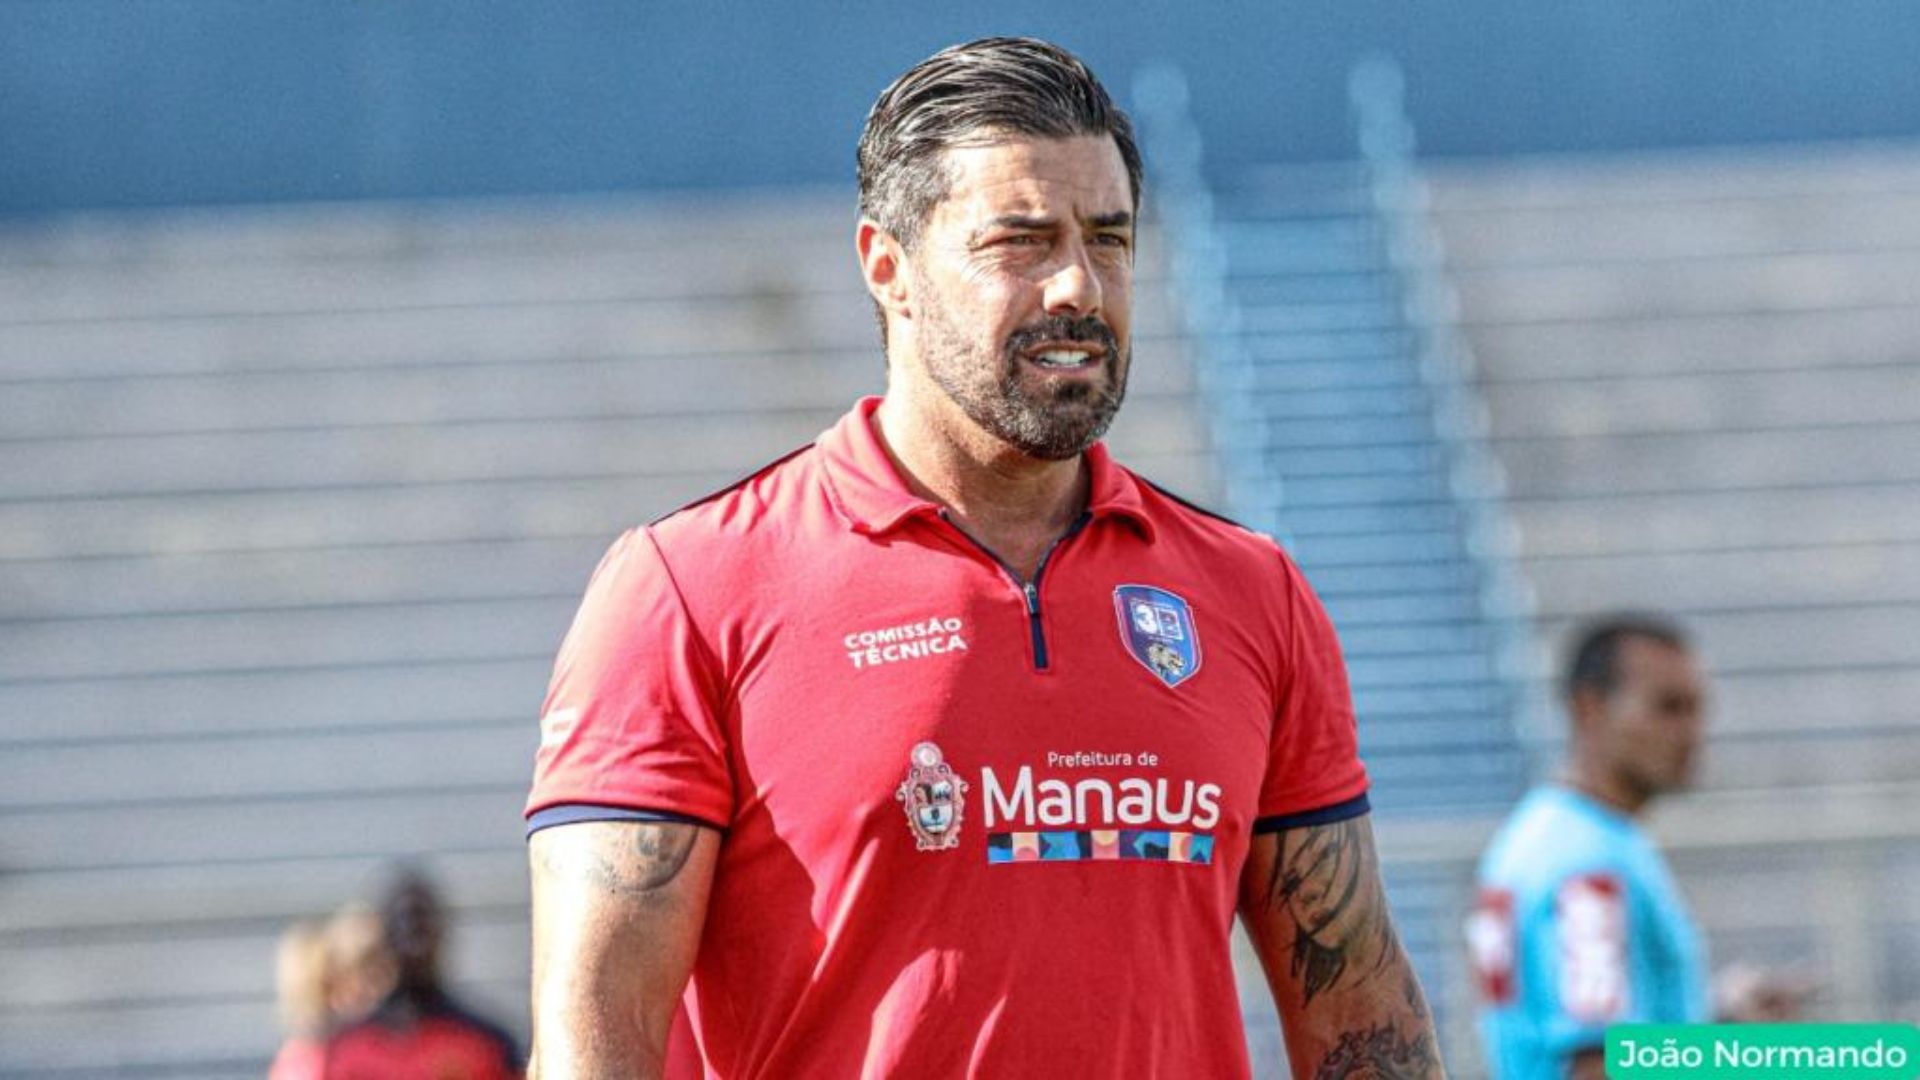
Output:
[987, 830, 1215, 865]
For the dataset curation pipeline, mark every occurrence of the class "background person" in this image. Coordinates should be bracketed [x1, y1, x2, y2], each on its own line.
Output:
[323, 867, 522, 1080]
[1469, 614, 1807, 1080]
[322, 903, 397, 1032]
[269, 919, 332, 1080]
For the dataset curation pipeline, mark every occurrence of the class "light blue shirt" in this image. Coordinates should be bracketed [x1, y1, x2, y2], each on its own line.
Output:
[1472, 786, 1709, 1079]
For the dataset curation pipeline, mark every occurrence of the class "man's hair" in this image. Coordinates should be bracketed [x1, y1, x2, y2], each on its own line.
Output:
[1562, 612, 1692, 703]
[857, 37, 1143, 252]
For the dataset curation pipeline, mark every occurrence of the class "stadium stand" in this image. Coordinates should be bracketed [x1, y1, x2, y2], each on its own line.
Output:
[1138, 65, 1535, 1074]
[0, 193, 1216, 1076]
[1426, 142, 1920, 1026]
[5, 94, 1917, 1080]
[1145, 62, 1920, 1072]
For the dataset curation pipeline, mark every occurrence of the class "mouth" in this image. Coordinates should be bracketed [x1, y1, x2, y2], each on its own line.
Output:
[1021, 342, 1107, 372]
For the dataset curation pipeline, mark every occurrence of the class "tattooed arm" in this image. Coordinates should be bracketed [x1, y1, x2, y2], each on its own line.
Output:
[528, 821, 720, 1080]
[1239, 813, 1446, 1079]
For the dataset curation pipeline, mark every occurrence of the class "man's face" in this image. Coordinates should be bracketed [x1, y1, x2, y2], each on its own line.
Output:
[1588, 637, 1709, 800]
[902, 134, 1134, 460]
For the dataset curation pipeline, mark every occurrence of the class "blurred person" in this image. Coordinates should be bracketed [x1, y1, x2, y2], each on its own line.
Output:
[323, 903, 396, 1028]
[526, 36, 1441, 1080]
[323, 867, 522, 1080]
[270, 919, 331, 1080]
[271, 907, 397, 1079]
[1469, 614, 1808, 1079]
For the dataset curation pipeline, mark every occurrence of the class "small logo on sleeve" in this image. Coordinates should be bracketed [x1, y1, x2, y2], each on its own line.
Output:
[1558, 873, 1630, 1022]
[1113, 584, 1201, 688]
[539, 707, 580, 750]
[1467, 887, 1518, 1005]
[896, 742, 968, 851]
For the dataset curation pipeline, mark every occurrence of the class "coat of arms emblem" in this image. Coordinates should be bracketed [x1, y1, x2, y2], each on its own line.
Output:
[895, 742, 967, 851]
[1113, 584, 1202, 688]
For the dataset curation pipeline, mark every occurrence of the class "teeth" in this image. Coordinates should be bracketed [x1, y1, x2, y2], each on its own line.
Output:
[1034, 350, 1092, 368]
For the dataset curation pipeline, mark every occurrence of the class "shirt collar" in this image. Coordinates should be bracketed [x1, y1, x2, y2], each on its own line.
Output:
[817, 396, 1156, 542]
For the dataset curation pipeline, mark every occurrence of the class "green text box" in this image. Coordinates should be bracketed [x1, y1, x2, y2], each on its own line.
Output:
[1606, 1024, 1920, 1078]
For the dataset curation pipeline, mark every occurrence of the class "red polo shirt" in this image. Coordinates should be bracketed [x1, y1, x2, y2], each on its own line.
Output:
[527, 397, 1369, 1078]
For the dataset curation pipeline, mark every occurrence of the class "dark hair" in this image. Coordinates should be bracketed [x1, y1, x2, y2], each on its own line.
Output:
[1563, 613, 1692, 703]
[857, 37, 1143, 252]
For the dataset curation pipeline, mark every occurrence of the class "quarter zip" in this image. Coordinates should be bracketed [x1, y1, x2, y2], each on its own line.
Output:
[940, 510, 1091, 671]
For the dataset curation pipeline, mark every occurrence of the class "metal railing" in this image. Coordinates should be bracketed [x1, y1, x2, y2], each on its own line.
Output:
[1346, 57, 1552, 768]
[1132, 64, 1288, 541]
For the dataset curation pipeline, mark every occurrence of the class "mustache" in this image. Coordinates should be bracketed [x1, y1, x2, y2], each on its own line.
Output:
[1003, 315, 1119, 359]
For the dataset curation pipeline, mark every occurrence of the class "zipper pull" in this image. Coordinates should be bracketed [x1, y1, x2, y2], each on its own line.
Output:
[1023, 581, 1040, 615]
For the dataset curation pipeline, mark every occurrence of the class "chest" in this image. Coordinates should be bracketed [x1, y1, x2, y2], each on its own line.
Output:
[706, 529, 1279, 872]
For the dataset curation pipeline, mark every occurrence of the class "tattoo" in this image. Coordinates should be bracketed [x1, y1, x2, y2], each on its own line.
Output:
[632, 824, 697, 889]
[1311, 1023, 1439, 1080]
[537, 822, 698, 899]
[1265, 818, 1398, 1007]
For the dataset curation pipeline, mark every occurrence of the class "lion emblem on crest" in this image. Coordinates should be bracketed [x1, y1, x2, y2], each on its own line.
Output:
[1146, 641, 1188, 680]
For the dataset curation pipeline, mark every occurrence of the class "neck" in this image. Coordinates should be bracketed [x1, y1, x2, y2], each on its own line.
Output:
[1561, 759, 1650, 817]
[874, 388, 1090, 575]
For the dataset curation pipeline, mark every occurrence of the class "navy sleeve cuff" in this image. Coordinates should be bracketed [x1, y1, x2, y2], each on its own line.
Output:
[1252, 791, 1371, 833]
[525, 804, 725, 839]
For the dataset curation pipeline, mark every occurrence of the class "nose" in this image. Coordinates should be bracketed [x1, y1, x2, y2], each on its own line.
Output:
[1043, 240, 1103, 317]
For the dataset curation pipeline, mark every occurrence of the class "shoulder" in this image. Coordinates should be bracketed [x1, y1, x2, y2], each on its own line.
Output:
[1131, 473, 1274, 549]
[647, 440, 821, 548]
[268, 1037, 325, 1080]
[1124, 471, 1309, 589]
[1121, 470, 1341, 646]
[327, 992, 521, 1074]
[1483, 791, 1637, 907]
[597, 441, 826, 605]
[425, 992, 523, 1063]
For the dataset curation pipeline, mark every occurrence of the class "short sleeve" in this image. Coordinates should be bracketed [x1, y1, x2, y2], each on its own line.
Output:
[523, 528, 733, 830]
[1252, 551, 1370, 830]
[1535, 872, 1635, 1054]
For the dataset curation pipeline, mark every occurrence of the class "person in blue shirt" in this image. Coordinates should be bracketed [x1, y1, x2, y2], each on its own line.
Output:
[1471, 614, 1712, 1079]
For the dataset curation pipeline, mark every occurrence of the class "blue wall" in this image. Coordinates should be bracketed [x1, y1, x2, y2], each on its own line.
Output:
[7, 1, 1920, 213]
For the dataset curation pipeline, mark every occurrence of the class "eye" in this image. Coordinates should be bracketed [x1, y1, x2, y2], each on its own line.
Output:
[1094, 232, 1131, 248]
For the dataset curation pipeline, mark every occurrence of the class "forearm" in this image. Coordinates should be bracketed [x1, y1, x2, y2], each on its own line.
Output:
[528, 821, 716, 1080]
[1240, 816, 1445, 1078]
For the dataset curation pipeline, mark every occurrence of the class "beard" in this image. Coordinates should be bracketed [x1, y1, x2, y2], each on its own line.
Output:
[914, 279, 1130, 461]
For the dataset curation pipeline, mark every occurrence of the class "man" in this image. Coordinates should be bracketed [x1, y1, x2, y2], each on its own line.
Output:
[526, 37, 1442, 1078]
[324, 867, 523, 1079]
[1469, 615, 1711, 1079]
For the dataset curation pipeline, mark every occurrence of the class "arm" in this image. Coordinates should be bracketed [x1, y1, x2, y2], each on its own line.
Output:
[528, 820, 720, 1079]
[1239, 813, 1445, 1079]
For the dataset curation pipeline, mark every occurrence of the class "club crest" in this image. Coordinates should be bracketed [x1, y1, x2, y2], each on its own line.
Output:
[896, 742, 967, 851]
[1113, 584, 1202, 688]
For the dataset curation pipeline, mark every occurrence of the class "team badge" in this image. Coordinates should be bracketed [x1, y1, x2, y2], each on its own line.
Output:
[1113, 584, 1202, 688]
[896, 742, 967, 851]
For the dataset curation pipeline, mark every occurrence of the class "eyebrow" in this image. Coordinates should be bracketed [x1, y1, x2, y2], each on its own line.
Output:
[970, 210, 1135, 244]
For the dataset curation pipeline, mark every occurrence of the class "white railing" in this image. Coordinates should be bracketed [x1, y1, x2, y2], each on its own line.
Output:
[1347, 57, 1553, 770]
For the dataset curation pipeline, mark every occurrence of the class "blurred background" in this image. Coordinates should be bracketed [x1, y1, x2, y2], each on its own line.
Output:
[2, 2, 1917, 1076]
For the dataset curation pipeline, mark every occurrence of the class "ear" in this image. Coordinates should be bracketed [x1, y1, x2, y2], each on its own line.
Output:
[1568, 685, 1609, 740]
[857, 219, 912, 323]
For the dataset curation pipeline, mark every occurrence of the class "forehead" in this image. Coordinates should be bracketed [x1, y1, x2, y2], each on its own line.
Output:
[1615, 636, 1703, 692]
[929, 134, 1132, 227]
